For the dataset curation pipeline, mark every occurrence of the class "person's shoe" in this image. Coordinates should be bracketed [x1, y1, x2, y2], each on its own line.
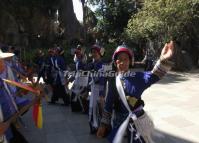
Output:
[90, 127, 97, 134]
[89, 124, 98, 134]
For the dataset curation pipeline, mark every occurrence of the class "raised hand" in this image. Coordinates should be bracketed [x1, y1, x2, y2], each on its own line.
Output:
[160, 41, 175, 61]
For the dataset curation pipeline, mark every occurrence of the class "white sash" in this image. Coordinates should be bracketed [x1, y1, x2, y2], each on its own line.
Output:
[113, 75, 138, 143]
[114, 75, 154, 143]
[54, 60, 66, 85]
[89, 78, 100, 128]
[113, 75, 142, 143]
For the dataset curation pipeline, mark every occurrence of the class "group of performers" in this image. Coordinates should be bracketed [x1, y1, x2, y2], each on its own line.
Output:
[0, 40, 174, 143]
[67, 41, 174, 143]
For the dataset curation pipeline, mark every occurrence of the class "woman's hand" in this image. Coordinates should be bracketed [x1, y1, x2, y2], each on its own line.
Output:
[160, 41, 175, 61]
[97, 126, 108, 138]
[0, 122, 9, 135]
[97, 124, 111, 138]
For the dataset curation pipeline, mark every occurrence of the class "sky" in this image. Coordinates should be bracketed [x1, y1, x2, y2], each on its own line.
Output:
[72, 0, 83, 22]
[72, 0, 96, 23]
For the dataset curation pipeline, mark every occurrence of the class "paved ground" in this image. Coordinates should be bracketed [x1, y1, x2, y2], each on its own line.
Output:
[19, 69, 199, 143]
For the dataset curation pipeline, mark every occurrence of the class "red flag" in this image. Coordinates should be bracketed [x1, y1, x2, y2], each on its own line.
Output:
[32, 100, 43, 128]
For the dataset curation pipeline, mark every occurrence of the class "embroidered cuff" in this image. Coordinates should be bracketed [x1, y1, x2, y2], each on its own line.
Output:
[152, 59, 174, 78]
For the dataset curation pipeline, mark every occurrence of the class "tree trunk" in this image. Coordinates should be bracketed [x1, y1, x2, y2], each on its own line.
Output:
[59, 0, 83, 42]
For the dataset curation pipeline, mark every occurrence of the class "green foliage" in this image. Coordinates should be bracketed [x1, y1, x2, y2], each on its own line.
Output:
[102, 42, 117, 62]
[126, 0, 199, 42]
[84, 6, 98, 33]
[87, 0, 138, 41]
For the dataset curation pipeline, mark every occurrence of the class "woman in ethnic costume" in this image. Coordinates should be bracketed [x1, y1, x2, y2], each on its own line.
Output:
[97, 41, 175, 143]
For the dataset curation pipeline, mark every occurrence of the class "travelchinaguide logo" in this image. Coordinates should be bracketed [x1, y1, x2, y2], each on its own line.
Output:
[64, 70, 136, 78]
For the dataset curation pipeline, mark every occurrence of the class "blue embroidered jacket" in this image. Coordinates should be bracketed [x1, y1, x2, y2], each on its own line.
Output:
[104, 71, 159, 128]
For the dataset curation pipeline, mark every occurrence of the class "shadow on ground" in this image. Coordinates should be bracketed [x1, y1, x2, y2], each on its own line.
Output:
[133, 68, 190, 84]
[159, 68, 199, 84]
[153, 129, 197, 143]
[19, 101, 199, 143]
[158, 72, 189, 84]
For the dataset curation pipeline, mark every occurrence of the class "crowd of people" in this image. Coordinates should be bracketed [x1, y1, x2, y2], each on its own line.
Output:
[0, 41, 174, 143]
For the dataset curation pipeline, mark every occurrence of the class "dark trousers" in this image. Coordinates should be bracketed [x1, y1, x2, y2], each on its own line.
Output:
[51, 84, 69, 105]
[10, 124, 28, 143]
